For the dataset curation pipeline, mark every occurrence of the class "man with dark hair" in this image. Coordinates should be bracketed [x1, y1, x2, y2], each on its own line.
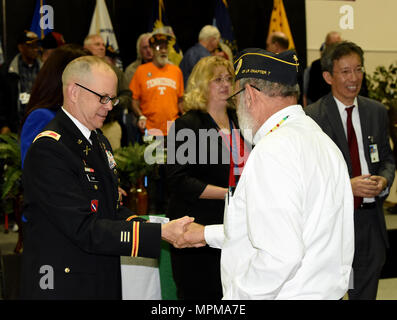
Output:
[305, 41, 395, 300]
[0, 30, 42, 133]
[266, 31, 289, 54]
[39, 31, 66, 63]
[181, 48, 355, 299]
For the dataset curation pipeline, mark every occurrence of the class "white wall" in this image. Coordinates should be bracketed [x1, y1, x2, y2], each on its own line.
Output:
[306, 0, 397, 74]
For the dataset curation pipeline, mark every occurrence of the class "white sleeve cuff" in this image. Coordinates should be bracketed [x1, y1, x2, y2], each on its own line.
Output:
[204, 224, 224, 249]
[379, 186, 389, 198]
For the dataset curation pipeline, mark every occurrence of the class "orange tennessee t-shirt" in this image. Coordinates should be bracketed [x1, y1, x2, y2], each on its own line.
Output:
[130, 62, 184, 135]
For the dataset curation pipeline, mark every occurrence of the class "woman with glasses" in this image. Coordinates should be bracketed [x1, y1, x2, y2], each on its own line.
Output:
[166, 55, 251, 300]
[20, 44, 89, 166]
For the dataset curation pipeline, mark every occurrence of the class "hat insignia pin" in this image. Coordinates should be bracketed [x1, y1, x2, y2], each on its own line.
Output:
[235, 59, 243, 75]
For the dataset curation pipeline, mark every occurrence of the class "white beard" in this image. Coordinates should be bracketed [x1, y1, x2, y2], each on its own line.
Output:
[236, 97, 255, 145]
[156, 56, 168, 67]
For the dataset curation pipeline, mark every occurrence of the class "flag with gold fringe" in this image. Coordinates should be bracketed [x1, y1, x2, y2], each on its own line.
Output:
[268, 0, 295, 50]
[149, 0, 183, 66]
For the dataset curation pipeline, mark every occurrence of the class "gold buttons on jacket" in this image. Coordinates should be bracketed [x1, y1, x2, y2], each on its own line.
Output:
[64, 267, 70, 273]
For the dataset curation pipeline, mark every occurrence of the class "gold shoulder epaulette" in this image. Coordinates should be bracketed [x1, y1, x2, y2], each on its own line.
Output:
[33, 130, 61, 143]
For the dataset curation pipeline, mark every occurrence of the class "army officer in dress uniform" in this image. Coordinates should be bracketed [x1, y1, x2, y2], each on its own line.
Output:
[20, 56, 195, 300]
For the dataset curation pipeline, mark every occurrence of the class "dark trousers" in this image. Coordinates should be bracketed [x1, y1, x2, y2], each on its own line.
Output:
[348, 207, 386, 300]
[170, 246, 223, 300]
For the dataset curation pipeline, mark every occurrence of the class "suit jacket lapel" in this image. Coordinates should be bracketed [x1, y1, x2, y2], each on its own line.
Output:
[323, 94, 353, 173]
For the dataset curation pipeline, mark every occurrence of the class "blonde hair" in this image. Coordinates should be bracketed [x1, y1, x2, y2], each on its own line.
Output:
[183, 56, 234, 112]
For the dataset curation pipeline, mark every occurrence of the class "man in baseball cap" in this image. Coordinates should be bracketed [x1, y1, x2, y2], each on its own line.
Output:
[181, 48, 355, 300]
[0, 30, 42, 133]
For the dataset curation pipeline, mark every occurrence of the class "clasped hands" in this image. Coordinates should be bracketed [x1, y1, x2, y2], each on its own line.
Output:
[161, 216, 207, 248]
[351, 174, 387, 198]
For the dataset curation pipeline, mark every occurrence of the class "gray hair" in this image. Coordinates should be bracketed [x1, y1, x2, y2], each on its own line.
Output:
[198, 25, 220, 42]
[62, 55, 115, 88]
[136, 32, 152, 59]
[239, 78, 300, 100]
[83, 34, 103, 46]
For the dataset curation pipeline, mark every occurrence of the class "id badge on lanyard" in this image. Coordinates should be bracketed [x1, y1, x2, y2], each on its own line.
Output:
[369, 144, 379, 163]
[368, 136, 379, 163]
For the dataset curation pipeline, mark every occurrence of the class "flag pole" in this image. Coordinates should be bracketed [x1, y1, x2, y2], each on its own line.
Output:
[1, 0, 7, 61]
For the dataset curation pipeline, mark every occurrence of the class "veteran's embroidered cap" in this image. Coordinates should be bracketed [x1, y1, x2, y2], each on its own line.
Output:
[149, 26, 175, 46]
[234, 48, 299, 86]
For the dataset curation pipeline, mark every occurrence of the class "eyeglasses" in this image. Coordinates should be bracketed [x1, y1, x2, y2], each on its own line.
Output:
[212, 75, 233, 84]
[226, 84, 261, 102]
[75, 83, 119, 106]
[154, 43, 168, 51]
[333, 66, 365, 77]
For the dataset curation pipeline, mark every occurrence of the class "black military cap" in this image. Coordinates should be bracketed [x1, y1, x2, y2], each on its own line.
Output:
[234, 48, 299, 86]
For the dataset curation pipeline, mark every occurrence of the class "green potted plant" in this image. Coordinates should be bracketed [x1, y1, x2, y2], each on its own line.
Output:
[367, 61, 397, 213]
[0, 133, 23, 252]
[367, 61, 397, 145]
[113, 140, 165, 214]
[367, 61, 397, 108]
[0, 133, 22, 207]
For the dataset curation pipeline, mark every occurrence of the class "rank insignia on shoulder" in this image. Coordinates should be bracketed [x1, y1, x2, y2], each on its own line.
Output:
[33, 130, 61, 143]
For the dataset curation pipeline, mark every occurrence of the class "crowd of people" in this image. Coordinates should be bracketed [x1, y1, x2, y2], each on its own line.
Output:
[0, 24, 395, 301]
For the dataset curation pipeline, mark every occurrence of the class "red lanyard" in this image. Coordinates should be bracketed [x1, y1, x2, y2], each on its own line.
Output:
[217, 120, 249, 187]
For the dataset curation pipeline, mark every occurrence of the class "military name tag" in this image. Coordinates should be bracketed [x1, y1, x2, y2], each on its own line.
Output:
[86, 173, 98, 183]
[369, 144, 379, 163]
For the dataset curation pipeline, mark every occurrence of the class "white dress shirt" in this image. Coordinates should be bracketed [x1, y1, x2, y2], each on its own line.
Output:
[205, 105, 354, 299]
[333, 97, 380, 202]
[62, 106, 93, 144]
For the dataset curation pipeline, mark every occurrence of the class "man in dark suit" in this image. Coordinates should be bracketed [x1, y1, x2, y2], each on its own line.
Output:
[20, 55, 194, 299]
[305, 41, 395, 300]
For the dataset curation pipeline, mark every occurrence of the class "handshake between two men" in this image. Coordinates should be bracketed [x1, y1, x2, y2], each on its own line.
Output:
[161, 217, 207, 248]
